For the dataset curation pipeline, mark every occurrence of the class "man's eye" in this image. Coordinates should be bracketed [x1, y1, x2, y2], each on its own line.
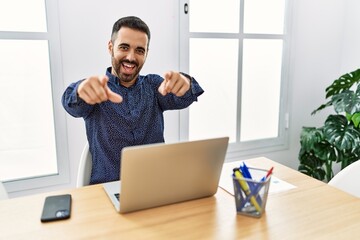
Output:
[119, 46, 129, 50]
[136, 49, 145, 55]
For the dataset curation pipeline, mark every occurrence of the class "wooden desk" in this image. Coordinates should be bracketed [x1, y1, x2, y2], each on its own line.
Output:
[1, 157, 360, 239]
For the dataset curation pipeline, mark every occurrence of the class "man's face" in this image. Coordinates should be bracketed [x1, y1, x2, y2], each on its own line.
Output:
[108, 27, 148, 87]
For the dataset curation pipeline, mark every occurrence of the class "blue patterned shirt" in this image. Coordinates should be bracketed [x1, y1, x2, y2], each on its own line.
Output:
[62, 67, 204, 184]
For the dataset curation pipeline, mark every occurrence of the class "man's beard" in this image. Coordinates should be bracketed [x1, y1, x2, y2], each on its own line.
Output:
[111, 57, 142, 83]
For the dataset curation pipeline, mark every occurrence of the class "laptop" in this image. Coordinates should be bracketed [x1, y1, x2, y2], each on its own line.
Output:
[103, 137, 229, 213]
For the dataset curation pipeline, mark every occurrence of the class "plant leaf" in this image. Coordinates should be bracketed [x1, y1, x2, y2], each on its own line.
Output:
[298, 150, 326, 181]
[311, 101, 332, 115]
[325, 69, 360, 99]
[313, 140, 338, 162]
[337, 149, 360, 169]
[323, 115, 360, 150]
[312, 69, 360, 114]
[331, 90, 360, 114]
[351, 113, 360, 127]
[300, 127, 324, 151]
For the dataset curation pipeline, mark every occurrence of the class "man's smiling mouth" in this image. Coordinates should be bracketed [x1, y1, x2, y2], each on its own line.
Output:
[122, 62, 136, 74]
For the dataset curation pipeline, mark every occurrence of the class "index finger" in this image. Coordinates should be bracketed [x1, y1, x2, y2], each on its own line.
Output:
[99, 75, 109, 86]
[163, 71, 173, 81]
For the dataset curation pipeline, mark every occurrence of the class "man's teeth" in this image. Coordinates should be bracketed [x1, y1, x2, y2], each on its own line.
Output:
[123, 63, 134, 68]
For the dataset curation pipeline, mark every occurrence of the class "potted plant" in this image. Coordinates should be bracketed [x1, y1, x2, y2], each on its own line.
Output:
[298, 68, 360, 182]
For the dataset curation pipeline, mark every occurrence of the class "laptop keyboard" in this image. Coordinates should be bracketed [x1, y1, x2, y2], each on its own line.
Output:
[114, 193, 120, 201]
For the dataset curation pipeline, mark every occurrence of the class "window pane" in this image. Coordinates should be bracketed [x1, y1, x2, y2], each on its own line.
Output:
[244, 0, 285, 34]
[189, 0, 240, 33]
[0, 0, 47, 32]
[189, 38, 238, 142]
[0, 40, 57, 181]
[240, 39, 283, 141]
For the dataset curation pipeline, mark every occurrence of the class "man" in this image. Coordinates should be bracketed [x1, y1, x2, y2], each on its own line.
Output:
[62, 16, 204, 184]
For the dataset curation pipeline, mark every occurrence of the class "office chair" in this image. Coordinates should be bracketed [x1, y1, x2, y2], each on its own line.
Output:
[76, 142, 92, 187]
[0, 181, 9, 200]
[328, 160, 360, 198]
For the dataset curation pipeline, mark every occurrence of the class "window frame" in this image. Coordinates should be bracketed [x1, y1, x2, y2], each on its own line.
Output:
[179, 0, 293, 160]
[0, 0, 70, 193]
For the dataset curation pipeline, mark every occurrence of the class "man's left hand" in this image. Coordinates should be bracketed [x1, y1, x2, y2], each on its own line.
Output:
[158, 71, 190, 97]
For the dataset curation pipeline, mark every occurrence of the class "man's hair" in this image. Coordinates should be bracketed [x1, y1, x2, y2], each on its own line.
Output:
[111, 16, 151, 49]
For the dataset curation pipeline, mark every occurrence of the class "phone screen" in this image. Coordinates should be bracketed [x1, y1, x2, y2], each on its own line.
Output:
[41, 194, 72, 222]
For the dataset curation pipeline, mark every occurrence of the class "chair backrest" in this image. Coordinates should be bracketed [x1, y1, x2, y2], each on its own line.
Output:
[328, 160, 360, 198]
[76, 142, 92, 187]
[0, 181, 9, 200]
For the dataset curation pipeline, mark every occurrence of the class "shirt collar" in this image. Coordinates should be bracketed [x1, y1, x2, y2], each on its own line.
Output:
[106, 67, 142, 88]
[106, 67, 120, 85]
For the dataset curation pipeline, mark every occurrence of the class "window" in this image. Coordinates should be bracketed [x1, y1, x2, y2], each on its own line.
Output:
[0, 0, 69, 193]
[180, 0, 291, 159]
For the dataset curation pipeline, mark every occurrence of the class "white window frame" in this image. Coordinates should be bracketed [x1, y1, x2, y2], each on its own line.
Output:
[0, 0, 69, 193]
[179, 0, 293, 160]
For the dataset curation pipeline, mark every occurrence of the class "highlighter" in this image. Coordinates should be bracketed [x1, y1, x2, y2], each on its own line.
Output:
[233, 169, 262, 212]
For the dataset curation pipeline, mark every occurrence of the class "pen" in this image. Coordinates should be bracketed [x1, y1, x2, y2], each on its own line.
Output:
[260, 166, 274, 182]
[240, 163, 251, 178]
[233, 169, 262, 212]
[263, 166, 274, 181]
[240, 163, 262, 205]
[265, 167, 274, 178]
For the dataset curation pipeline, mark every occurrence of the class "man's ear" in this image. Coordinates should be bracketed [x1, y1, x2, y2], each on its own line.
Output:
[108, 40, 113, 55]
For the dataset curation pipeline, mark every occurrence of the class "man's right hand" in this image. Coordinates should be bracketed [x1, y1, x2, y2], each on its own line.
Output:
[77, 75, 123, 105]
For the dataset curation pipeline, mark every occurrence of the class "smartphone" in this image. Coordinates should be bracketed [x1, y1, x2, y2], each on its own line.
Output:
[40, 194, 72, 222]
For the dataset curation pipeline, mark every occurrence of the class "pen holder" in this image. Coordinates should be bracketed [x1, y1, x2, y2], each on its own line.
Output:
[232, 168, 271, 218]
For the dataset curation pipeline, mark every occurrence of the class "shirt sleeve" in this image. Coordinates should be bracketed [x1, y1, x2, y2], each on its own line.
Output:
[180, 72, 204, 98]
[61, 80, 94, 118]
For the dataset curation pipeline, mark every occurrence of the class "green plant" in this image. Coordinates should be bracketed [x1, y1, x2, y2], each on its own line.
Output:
[298, 69, 360, 182]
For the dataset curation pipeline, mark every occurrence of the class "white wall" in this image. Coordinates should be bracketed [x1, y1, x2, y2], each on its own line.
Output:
[270, 0, 360, 169]
[340, 0, 360, 72]
[59, 0, 182, 187]
[9, 0, 360, 197]
[265, 0, 349, 169]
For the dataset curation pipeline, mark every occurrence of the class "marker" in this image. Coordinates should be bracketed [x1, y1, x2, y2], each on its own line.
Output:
[240, 163, 262, 205]
[233, 169, 262, 212]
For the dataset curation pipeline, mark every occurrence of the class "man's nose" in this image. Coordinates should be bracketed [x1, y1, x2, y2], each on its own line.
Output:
[125, 50, 136, 61]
